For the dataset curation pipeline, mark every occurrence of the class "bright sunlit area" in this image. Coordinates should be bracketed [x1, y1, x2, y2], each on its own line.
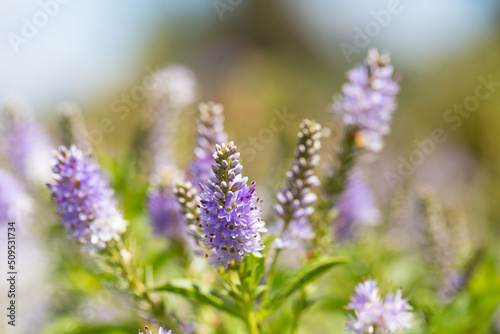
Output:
[1, 1, 500, 333]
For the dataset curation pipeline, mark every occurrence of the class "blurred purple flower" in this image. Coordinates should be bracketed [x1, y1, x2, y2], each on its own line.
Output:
[148, 66, 196, 178]
[333, 49, 400, 152]
[274, 119, 322, 249]
[149, 66, 197, 110]
[147, 174, 190, 241]
[189, 102, 227, 187]
[334, 172, 379, 241]
[347, 279, 413, 334]
[2, 98, 52, 184]
[47, 145, 127, 252]
[199, 142, 266, 269]
[0, 169, 33, 225]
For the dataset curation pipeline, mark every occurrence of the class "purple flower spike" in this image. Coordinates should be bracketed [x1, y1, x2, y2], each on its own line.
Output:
[47, 145, 127, 252]
[274, 119, 322, 249]
[333, 49, 400, 152]
[334, 172, 379, 241]
[347, 279, 413, 334]
[189, 102, 227, 187]
[198, 142, 266, 269]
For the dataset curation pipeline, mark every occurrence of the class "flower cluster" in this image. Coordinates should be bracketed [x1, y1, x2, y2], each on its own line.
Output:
[274, 119, 322, 249]
[189, 102, 228, 187]
[138, 326, 172, 334]
[47, 145, 127, 252]
[199, 142, 266, 269]
[347, 280, 413, 334]
[334, 172, 379, 240]
[2, 98, 52, 183]
[333, 49, 400, 152]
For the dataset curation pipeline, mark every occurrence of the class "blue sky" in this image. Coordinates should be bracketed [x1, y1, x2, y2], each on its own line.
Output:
[1, 0, 498, 114]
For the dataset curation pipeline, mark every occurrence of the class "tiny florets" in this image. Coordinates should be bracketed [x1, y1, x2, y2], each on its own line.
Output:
[274, 119, 322, 249]
[347, 279, 413, 334]
[198, 142, 266, 269]
[47, 145, 127, 252]
[333, 49, 400, 152]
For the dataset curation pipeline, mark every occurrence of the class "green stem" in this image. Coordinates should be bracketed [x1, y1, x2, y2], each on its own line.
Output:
[108, 242, 184, 334]
[323, 128, 358, 200]
[312, 129, 358, 255]
[262, 248, 281, 304]
[290, 289, 307, 334]
[246, 309, 260, 334]
[237, 266, 260, 334]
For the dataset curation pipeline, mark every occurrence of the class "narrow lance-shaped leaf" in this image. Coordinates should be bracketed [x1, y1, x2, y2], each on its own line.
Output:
[154, 280, 244, 318]
[262, 256, 350, 314]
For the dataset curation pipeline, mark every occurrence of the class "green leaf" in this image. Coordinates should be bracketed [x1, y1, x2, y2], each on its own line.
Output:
[154, 280, 244, 318]
[262, 256, 349, 315]
[252, 285, 268, 299]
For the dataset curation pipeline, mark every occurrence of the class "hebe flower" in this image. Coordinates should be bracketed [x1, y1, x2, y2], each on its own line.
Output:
[274, 119, 322, 249]
[189, 102, 228, 187]
[2, 98, 52, 184]
[138, 326, 172, 334]
[47, 145, 127, 252]
[333, 49, 400, 152]
[199, 142, 266, 269]
[334, 172, 380, 240]
[347, 280, 413, 334]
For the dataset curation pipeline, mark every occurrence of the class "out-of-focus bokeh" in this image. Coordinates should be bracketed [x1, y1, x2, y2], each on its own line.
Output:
[2, 0, 500, 333]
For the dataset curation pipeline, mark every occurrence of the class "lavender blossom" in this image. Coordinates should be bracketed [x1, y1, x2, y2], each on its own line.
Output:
[47, 145, 127, 252]
[274, 119, 322, 249]
[138, 326, 172, 334]
[188, 102, 227, 187]
[2, 98, 52, 184]
[334, 172, 380, 241]
[0, 169, 33, 226]
[333, 49, 400, 152]
[199, 142, 266, 269]
[347, 279, 413, 334]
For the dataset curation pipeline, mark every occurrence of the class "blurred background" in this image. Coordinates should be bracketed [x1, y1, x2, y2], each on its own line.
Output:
[2, 0, 500, 333]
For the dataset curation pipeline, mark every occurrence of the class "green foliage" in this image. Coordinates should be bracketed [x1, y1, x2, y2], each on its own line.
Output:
[262, 256, 350, 316]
